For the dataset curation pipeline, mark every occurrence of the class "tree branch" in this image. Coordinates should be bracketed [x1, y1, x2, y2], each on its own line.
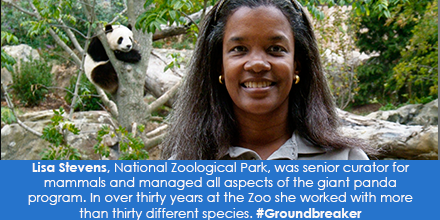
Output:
[147, 80, 181, 114]
[153, 26, 189, 41]
[2, 0, 38, 17]
[146, 124, 168, 138]
[96, 87, 119, 118]
[145, 133, 166, 151]
[152, 7, 211, 41]
[69, 25, 93, 119]
[47, 28, 82, 66]
[57, 20, 84, 54]
[181, 11, 199, 30]
[1, 83, 42, 137]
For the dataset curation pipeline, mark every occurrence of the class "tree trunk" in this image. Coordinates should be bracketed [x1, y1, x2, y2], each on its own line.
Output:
[113, 0, 152, 131]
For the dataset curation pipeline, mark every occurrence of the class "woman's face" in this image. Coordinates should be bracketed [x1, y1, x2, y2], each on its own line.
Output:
[222, 6, 296, 117]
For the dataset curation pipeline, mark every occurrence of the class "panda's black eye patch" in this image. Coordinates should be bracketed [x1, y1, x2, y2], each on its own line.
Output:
[118, 37, 123, 44]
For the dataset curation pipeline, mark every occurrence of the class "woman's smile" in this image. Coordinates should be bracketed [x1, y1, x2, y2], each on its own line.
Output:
[242, 81, 274, 89]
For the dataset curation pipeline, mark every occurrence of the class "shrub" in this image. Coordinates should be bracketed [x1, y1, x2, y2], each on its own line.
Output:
[10, 58, 53, 106]
[65, 73, 103, 111]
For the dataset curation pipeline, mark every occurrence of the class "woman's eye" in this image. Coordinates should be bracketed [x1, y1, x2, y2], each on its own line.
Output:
[268, 46, 286, 53]
[231, 46, 247, 52]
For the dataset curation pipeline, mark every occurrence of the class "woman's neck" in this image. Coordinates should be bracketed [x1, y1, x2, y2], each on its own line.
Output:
[233, 104, 292, 160]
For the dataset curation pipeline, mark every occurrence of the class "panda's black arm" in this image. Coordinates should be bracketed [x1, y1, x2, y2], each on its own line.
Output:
[114, 50, 142, 63]
[87, 37, 109, 62]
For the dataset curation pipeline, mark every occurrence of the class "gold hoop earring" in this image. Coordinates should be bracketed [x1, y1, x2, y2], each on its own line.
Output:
[295, 75, 300, 84]
[219, 75, 224, 84]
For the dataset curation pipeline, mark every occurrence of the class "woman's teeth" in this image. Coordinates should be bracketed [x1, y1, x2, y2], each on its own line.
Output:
[243, 81, 273, 88]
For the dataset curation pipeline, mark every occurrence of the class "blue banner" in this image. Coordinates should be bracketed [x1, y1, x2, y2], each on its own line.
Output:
[0, 160, 439, 219]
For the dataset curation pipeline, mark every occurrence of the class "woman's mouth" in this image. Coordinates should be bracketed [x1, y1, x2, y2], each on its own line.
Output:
[242, 81, 275, 88]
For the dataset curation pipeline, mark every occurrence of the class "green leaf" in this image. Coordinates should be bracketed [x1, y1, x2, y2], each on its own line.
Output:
[169, 10, 177, 20]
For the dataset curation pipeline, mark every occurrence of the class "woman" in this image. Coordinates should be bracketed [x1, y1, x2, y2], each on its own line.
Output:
[162, 0, 372, 160]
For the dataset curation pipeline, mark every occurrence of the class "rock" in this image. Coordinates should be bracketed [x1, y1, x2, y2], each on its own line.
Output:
[339, 109, 438, 160]
[1, 68, 13, 86]
[397, 126, 438, 159]
[145, 49, 192, 106]
[1, 124, 47, 160]
[413, 99, 438, 126]
[1, 110, 119, 160]
[2, 44, 40, 63]
[51, 64, 78, 97]
[365, 99, 438, 126]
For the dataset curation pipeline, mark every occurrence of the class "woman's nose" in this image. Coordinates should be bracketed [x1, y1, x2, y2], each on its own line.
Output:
[243, 51, 271, 73]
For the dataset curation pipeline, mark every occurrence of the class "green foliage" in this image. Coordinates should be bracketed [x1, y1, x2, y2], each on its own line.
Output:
[65, 73, 103, 111]
[2, 1, 77, 50]
[41, 108, 150, 160]
[391, 1, 438, 103]
[378, 95, 436, 111]
[117, 126, 149, 160]
[23, 0, 79, 40]
[93, 125, 112, 159]
[1, 107, 17, 124]
[40, 107, 83, 160]
[1, 31, 19, 45]
[137, 0, 216, 42]
[352, 0, 437, 105]
[315, 5, 360, 109]
[153, 32, 196, 49]
[379, 102, 405, 111]
[92, 0, 128, 24]
[94, 125, 150, 160]
[300, 0, 396, 20]
[1, 49, 17, 73]
[137, 0, 196, 34]
[2, 1, 40, 46]
[417, 96, 436, 104]
[1, 31, 18, 72]
[164, 52, 184, 71]
[10, 58, 53, 107]
[137, 0, 395, 35]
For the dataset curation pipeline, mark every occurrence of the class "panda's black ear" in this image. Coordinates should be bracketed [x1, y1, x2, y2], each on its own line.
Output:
[105, 24, 113, 33]
[127, 24, 132, 30]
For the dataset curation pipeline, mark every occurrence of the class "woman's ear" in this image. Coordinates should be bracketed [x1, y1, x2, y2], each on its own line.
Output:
[294, 60, 301, 74]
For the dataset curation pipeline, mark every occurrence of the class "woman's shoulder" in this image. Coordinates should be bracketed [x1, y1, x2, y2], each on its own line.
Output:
[296, 133, 369, 160]
[298, 146, 369, 160]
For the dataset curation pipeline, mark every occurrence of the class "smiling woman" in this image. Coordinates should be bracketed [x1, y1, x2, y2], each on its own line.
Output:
[162, 0, 374, 160]
[221, 6, 295, 159]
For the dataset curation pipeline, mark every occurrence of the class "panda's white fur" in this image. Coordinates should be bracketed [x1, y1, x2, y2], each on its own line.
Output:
[84, 24, 141, 94]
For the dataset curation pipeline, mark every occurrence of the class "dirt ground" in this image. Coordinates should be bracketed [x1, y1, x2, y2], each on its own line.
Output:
[349, 103, 382, 115]
[1, 92, 70, 114]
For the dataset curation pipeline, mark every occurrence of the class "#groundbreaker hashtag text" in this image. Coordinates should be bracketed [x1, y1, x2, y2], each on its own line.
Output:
[256, 208, 362, 218]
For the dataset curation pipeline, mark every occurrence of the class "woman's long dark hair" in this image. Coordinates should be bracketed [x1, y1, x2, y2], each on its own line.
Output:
[162, 0, 370, 160]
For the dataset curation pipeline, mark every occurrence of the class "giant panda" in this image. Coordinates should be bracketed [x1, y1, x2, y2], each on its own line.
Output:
[84, 24, 141, 94]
